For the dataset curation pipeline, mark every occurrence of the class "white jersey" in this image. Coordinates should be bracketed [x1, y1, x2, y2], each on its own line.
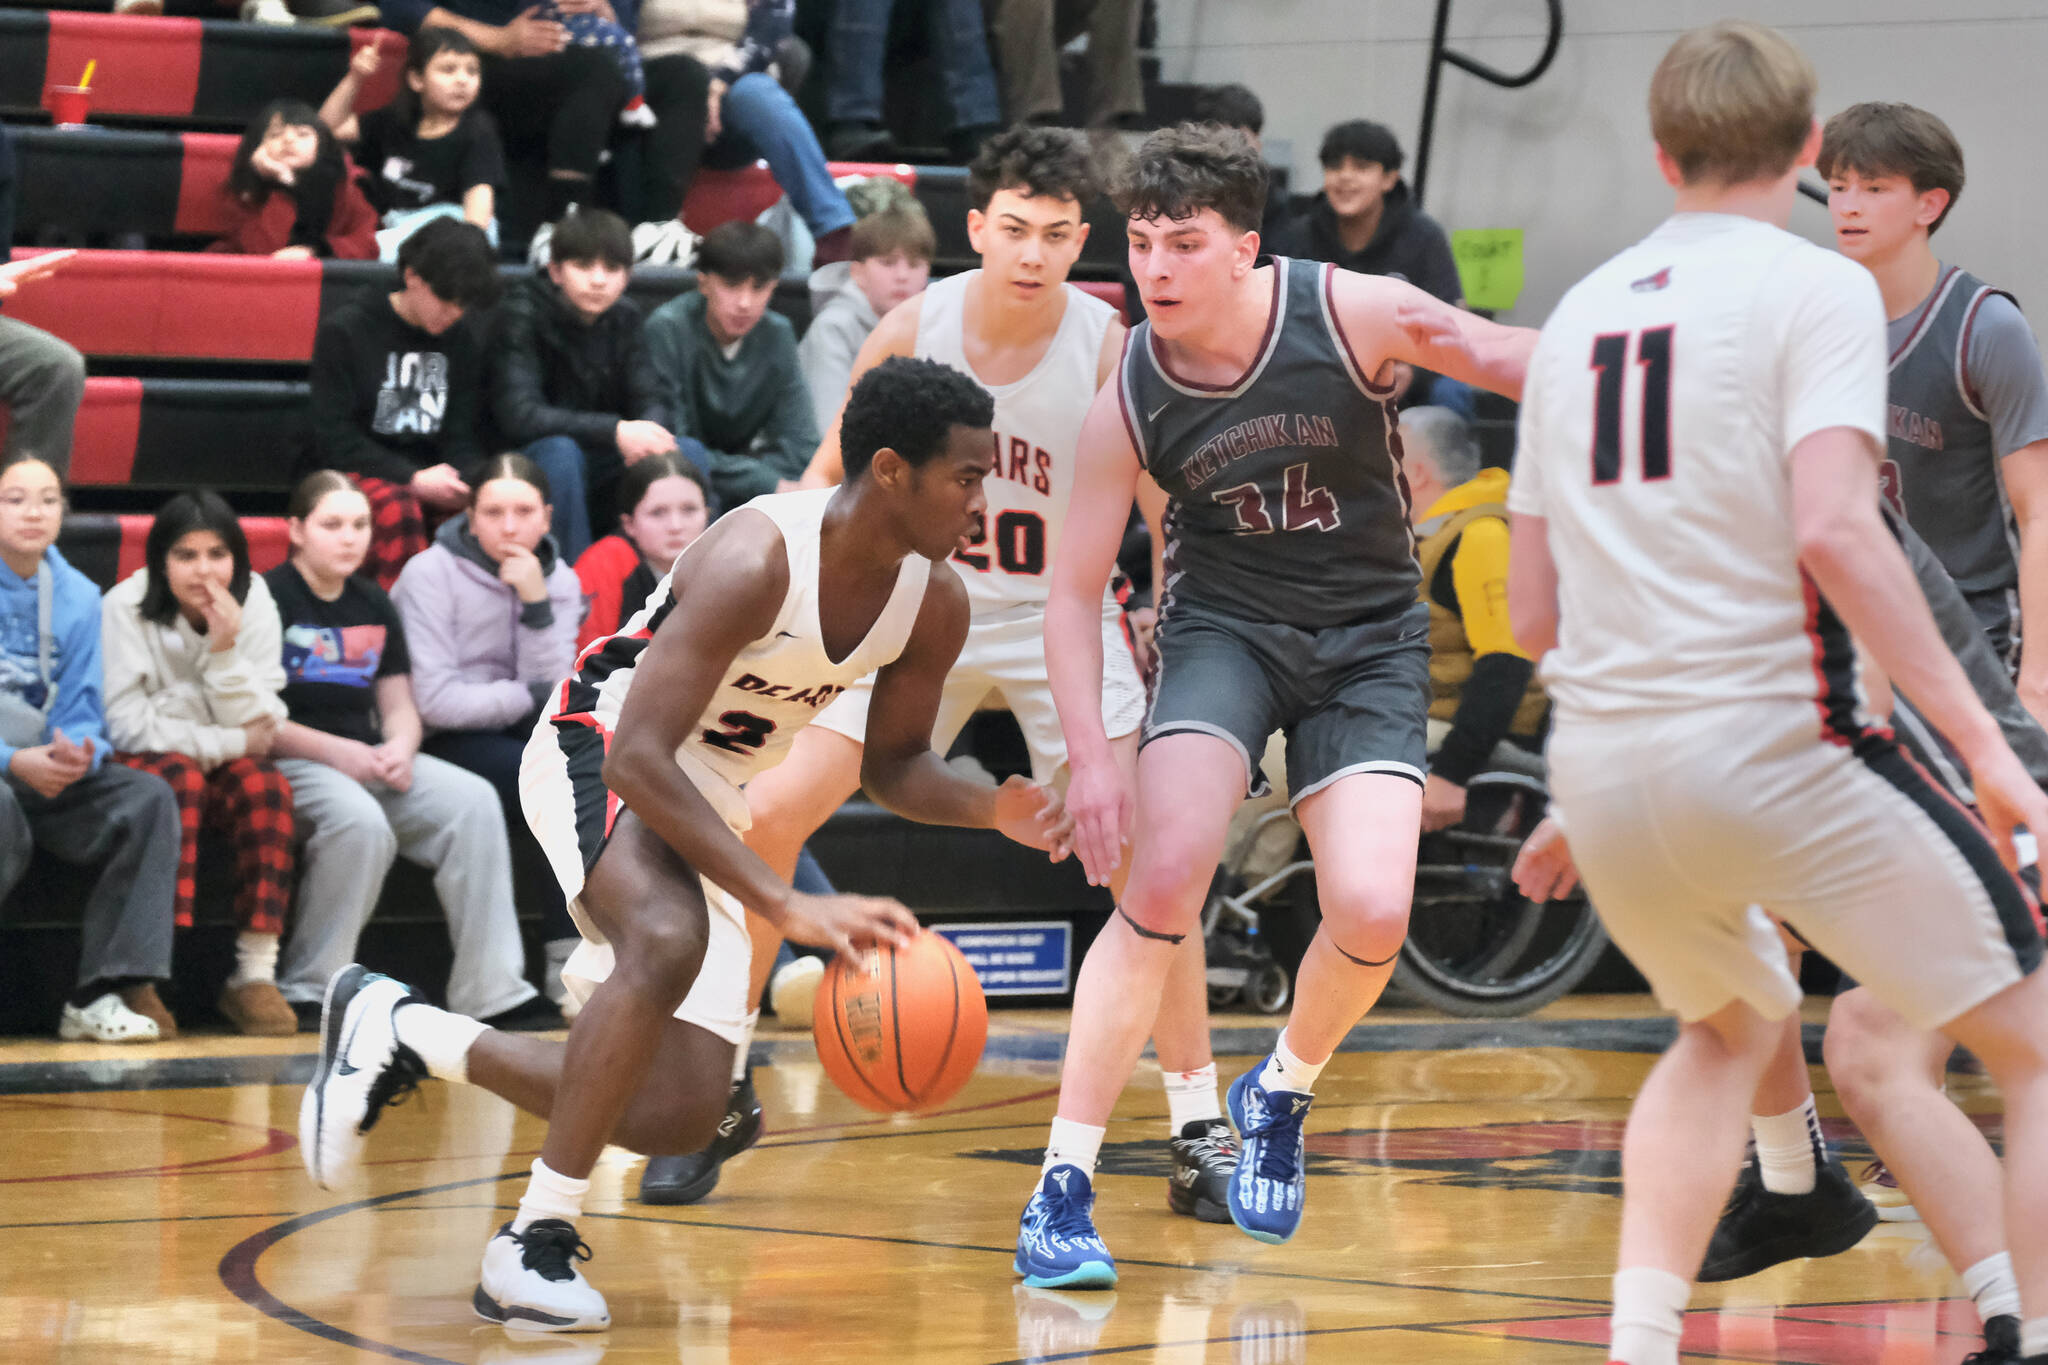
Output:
[915, 270, 1116, 614]
[548, 487, 931, 821]
[1509, 212, 1891, 741]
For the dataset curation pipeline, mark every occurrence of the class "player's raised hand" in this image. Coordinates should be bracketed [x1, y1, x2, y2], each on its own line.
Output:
[1064, 755, 1132, 888]
[993, 775, 1074, 862]
[1512, 815, 1580, 902]
[781, 891, 920, 959]
[1968, 741, 2048, 872]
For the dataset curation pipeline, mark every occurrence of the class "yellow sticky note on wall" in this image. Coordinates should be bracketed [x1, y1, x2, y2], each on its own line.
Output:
[1452, 229, 1524, 311]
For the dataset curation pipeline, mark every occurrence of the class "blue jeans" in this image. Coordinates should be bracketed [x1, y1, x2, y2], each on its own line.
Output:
[825, 0, 1002, 130]
[524, 435, 598, 564]
[707, 73, 856, 239]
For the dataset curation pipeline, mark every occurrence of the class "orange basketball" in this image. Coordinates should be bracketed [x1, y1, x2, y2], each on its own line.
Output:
[814, 930, 989, 1114]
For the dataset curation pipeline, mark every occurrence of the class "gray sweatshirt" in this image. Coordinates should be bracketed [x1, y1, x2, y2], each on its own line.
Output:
[798, 261, 880, 435]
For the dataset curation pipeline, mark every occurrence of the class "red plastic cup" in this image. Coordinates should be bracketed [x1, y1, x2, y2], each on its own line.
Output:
[45, 85, 90, 127]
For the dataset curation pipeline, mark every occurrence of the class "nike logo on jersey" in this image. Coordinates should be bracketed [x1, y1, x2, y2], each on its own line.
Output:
[1631, 266, 1672, 293]
[1148, 403, 1172, 422]
[775, 631, 801, 640]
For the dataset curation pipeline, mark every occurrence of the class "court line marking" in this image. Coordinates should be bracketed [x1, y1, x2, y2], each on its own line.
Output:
[0, 1094, 296, 1183]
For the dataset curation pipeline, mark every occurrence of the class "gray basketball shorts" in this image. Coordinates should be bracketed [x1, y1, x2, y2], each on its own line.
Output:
[1141, 597, 1432, 805]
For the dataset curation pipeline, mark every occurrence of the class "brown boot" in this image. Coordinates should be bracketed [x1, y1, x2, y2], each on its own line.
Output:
[218, 980, 297, 1037]
[118, 983, 179, 1040]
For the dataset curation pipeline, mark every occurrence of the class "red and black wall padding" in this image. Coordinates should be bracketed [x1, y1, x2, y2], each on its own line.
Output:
[0, 12, 401, 128]
[66, 376, 310, 492]
[56, 511, 287, 590]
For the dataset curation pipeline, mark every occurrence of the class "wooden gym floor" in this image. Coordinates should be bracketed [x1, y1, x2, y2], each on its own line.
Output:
[0, 996, 1999, 1363]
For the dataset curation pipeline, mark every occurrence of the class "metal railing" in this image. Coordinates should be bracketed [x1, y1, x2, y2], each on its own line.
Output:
[1413, 0, 1564, 207]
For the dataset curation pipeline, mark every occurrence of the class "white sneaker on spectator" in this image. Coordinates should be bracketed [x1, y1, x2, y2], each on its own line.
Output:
[527, 223, 555, 268]
[631, 219, 697, 268]
[58, 992, 160, 1043]
[770, 955, 824, 1027]
[618, 98, 657, 130]
[240, 0, 297, 24]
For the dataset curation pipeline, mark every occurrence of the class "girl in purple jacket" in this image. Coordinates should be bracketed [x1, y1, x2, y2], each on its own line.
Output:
[392, 454, 584, 998]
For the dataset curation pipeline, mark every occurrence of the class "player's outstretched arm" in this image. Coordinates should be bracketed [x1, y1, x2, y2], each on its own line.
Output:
[799, 296, 924, 489]
[1793, 427, 2048, 865]
[1330, 270, 1537, 402]
[862, 568, 1073, 857]
[1050, 383, 1144, 885]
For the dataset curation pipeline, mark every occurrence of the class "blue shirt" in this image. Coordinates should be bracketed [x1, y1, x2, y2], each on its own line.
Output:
[0, 547, 108, 771]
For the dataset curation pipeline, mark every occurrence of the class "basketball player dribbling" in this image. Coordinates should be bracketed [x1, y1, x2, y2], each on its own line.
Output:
[297, 358, 1072, 1331]
[1015, 122, 1541, 1288]
[689, 125, 1247, 1221]
[1504, 23, 2048, 1365]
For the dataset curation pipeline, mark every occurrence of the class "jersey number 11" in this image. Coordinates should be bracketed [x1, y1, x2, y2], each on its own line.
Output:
[1590, 326, 1674, 485]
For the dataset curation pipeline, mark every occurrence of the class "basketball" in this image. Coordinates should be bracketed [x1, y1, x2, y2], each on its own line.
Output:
[814, 931, 989, 1114]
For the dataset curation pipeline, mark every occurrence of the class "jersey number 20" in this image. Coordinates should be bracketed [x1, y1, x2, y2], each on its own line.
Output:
[955, 509, 1047, 575]
[1590, 326, 1674, 484]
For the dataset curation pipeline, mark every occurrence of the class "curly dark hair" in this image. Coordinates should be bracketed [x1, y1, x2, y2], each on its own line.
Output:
[967, 125, 1100, 212]
[1113, 123, 1267, 235]
[841, 357, 994, 480]
[141, 491, 251, 626]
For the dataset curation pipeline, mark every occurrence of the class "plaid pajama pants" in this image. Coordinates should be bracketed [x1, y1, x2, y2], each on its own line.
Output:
[113, 753, 295, 934]
[351, 475, 452, 592]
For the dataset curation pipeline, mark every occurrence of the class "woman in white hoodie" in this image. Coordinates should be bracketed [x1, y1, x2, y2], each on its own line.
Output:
[101, 492, 300, 1036]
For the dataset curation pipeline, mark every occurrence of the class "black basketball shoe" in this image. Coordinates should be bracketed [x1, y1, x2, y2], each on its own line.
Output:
[1167, 1118, 1240, 1223]
[638, 1072, 764, 1205]
[1963, 1314, 2020, 1364]
[1698, 1144, 1877, 1282]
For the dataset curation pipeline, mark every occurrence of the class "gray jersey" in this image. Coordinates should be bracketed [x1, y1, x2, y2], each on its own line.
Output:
[1120, 256, 1415, 629]
[1885, 265, 2048, 661]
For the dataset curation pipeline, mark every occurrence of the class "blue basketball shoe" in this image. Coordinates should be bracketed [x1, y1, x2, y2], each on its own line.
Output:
[1226, 1061, 1312, 1243]
[1014, 1164, 1117, 1289]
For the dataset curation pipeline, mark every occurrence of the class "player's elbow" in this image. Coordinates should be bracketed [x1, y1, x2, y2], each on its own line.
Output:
[1793, 500, 1877, 581]
[601, 739, 665, 810]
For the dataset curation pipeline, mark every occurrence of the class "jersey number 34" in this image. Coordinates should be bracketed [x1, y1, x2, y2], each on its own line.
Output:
[1214, 462, 1342, 534]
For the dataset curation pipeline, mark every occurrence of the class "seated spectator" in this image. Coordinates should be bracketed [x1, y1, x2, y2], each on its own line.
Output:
[0, 456, 181, 1043]
[267, 471, 546, 1027]
[633, 0, 856, 266]
[574, 451, 708, 648]
[375, 0, 627, 252]
[1401, 407, 1545, 833]
[213, 100, 379, 260]
[320, 30, 506, 260]
[102, 494, 301, 1037]
[1270, 118, 1471, 413]
[490, 209, 678, 561]
[644, 222, 818, 511]
[0, 129, 86, 474]
[986, 0, 1143, 130]
[822, 0, 1001, 162]
[800, 200, 934, 432]
[307, 217, 501, 590]
[390, 455, 582, 1005]
[530, 0, 654, 128]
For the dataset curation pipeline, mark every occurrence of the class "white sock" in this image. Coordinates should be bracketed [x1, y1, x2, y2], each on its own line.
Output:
[2019, 1313, 2048, 1356]
[731, 1010, 757, 1085]
[1259, 1031, 1325, 1095]
[1164, 1062, 1223, 1135]
[1041, 1116, 1105, 1177]
[1609, 1266, 1689, 1365]
[226, 931, 279, 988]
[512, 1157, 589, 1233]
[1964, 1251, 2022, 1325]
[392, 1000, 488, 1084]
[1751, 1097, 1819, 1195]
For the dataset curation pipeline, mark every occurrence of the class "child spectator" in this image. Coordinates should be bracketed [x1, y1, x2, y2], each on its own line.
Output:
[266, 471, 547, 1027]
[643, 221, 818, 511]
[530, 0, 655, 128]
[1269, 118, 1462, 304]
[307, 217, 501, 590]
[799, 200, 934, 432]
[213, 99, 380, 260]
[0, 456, 181, 1043]
[490, 209, 678, 561]
[320, 29, 507, 260]
[573, 451, 708, 648]
[101, 493, 301, 1037]
[390, 455, 582, 1003]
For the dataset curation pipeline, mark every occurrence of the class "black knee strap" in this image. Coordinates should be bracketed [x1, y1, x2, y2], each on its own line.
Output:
[1117, 905, 1186, 945]
[1329, 935, 1399, 968]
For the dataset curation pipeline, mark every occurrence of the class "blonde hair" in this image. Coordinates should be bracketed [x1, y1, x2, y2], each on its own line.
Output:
[1648, 21, 1816, 187]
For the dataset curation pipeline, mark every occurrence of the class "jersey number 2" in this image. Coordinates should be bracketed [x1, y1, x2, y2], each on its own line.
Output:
[702, 710, 777, 754]
[1215, 462, 1341, 534]
[1590, 326, 1673, 484]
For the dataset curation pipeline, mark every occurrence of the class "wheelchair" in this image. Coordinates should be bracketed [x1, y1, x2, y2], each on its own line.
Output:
[1201, 738, 1608, 1018]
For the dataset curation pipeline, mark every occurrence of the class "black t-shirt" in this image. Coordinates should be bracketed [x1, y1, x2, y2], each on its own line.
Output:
[266, 562, 412, 746]
[355, 105, 505, 216]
